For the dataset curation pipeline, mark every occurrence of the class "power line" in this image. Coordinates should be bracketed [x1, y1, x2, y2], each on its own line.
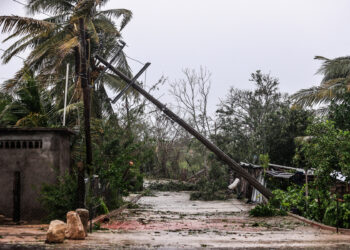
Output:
[125, 55, 146, 65]
[124, 54, 148, 85]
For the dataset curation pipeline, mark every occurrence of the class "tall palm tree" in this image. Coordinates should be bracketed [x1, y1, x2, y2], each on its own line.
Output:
[292, 56, 350, 107]
[0, 0, 134, 207]
[0, 0, 133, 118]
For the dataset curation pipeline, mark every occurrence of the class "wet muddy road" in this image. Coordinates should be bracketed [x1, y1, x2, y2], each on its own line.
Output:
[98, 191, 350, 249]
[1, 191, 350, 249]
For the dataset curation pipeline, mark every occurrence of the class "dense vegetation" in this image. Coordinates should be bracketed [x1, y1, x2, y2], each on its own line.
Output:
[0, 0, 350, 228]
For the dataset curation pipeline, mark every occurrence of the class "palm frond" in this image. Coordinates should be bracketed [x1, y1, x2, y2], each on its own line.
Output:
[58, 35, 79, 58]
[93, 15, 120, 36]
[86, 19, 99, 44]
[315, 55, 350, 84]
[27, 0, 75, 16]
[102, 73, 127, 92]
[97, 9, 132, 30]
[293, 56, 350, 107]
[57, 101, 83, 114]
[101, 73, 139, 99]
[1, 67, 30, 93]
[43, 13, 72, 24]
[0, 15, 54, 36]
[1, 34, 35, 64]
[73, 0, 96, 20]
[291, 84, 347, 107]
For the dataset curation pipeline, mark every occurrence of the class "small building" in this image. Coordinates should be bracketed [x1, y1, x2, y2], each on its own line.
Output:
[238, 162, 265, 202]
[0, 127, 74, 222]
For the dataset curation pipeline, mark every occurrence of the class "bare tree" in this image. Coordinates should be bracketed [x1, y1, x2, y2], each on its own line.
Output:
[170, 67, 213, 137]
[170, 67, 213, 172]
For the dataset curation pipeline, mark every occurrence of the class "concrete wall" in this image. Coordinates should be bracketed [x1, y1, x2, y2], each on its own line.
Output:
[0, 128, 73, 221]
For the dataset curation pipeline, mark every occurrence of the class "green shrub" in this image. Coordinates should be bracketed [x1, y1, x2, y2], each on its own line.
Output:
[323, 194, 350, 228]
[269, 185, 350, 229]
[189, 163, 231, 201]
[271, 185, 306, 215]
[249, 203, 287, 217]
[97, 198, 109, 215]
[92, 127, 145, 210]
[39, 171, 77, 221]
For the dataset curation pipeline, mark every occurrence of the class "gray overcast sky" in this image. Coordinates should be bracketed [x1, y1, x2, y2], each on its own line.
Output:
[0, 0, 350, 113]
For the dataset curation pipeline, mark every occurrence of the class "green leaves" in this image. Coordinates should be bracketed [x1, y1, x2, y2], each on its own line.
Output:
[249, 203, 287, 217]
[97, 9, 132, 30]
[300, 120, 350, 187]
[0, 15, 54, 36]
[215, 70, 311, 165]
[0, 74, 56, 127]
[0, 0, 133, 97]
[292, 55, 350, 108]
[40, 171, 78, 221]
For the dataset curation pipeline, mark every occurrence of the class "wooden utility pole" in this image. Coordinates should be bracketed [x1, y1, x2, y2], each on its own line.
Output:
[96, 55, 273, 199]
[78, 17, 93, 208]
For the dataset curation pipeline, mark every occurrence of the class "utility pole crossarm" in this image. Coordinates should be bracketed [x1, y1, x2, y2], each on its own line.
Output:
[112, 62, 151, 104]
[95, 55, 273, 199]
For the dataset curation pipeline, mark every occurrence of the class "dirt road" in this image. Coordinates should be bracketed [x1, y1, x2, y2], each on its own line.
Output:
[1, 191, 350, 249]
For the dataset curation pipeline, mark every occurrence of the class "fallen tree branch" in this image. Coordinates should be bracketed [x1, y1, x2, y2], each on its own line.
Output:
[92, 191, 146, 225]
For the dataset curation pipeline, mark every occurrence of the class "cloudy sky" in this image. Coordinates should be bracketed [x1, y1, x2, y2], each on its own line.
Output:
[0, 0, 349, 113]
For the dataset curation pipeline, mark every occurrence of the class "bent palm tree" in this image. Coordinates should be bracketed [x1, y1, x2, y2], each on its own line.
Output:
[292, 56, 350, 107]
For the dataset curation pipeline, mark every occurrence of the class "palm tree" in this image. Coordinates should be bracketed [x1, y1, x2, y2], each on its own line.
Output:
[0, 0, 134, 207]
[292, 56, 350, 107]
[0, 0, 133, 118]
[0, 72, 55, 127]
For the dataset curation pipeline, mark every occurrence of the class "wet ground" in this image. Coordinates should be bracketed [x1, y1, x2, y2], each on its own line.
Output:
[1, 191, 350, 249]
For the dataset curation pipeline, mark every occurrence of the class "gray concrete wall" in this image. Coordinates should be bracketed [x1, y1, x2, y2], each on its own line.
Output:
[0, 129, 72, 221]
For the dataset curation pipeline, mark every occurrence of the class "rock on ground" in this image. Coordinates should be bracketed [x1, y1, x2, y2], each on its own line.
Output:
[65, 211, 85, 240]
[46, 220, 66, 243]
[76, 208, 89, 236]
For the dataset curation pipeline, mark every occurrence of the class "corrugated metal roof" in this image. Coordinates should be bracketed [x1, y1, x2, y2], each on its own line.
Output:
[266, 170, 295, 179]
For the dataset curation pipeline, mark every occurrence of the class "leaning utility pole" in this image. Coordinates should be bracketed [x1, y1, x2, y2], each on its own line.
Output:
[95, 55, 273, 199]
[78, 17, 92, 208]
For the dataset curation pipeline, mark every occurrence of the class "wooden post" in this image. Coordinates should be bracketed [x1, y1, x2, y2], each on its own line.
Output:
[95, 55, 273, 199]
[78, 17, 92, 207]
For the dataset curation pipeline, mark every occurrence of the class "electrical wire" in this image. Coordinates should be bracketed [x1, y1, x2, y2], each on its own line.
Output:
[125, 54, 146, 65]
